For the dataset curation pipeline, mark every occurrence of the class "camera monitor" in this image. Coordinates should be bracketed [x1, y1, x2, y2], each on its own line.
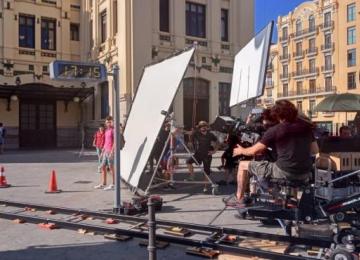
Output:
[230, 21, 273, 107]
[121, 48, 195, 189]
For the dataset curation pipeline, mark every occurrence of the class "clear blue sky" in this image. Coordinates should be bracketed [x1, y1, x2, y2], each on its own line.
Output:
[255, 0, 307, 42]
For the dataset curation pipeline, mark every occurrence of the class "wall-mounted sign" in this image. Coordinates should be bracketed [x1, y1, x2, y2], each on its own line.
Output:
[49, 60, 107, 82]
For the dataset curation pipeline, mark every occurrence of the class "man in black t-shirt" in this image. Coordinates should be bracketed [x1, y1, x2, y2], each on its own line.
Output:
[186, 121, 218, 192]
[226, 100, 319, 207]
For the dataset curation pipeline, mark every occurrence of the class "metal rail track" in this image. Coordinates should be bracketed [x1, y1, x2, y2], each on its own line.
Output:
[0, 199, 331, 259]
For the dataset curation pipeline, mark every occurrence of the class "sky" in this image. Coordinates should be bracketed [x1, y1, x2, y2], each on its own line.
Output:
[255, 0, 307, 42]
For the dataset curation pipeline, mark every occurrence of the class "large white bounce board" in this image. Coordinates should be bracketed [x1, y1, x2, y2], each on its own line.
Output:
[121, 48, 195, 189]
[230, 22, 273, 107]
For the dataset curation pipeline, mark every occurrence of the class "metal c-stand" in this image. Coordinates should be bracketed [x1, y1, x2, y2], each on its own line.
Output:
[145, 112, 218, 195]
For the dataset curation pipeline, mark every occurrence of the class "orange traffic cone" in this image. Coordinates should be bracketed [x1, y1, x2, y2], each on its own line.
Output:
[45, 170, 61, 193]
[0, 166, 10, 188]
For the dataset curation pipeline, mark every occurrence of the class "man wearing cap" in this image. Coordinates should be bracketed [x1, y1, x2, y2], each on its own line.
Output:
[186, 121, 218, 192]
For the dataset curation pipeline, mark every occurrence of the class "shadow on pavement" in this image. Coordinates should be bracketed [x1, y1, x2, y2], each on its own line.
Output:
[0, 240, 200, 260]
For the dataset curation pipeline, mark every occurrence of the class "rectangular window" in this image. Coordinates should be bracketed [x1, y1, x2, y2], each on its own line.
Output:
[218, 82, 231, 116]
[324, 12, 331, 27]
[309, 100, 316, 115]
[113, 0, 118, 34]
[348, 26, 356, 44]
[100, 10, 107, 43]
[90, 19, 94, 48]
[101, 82, 109, 119]
[266, 88, 272, 97]
[325, 55, 332, 70]
[297, 101, 303, 112]
[282, 45, 288, 58]
[70, 23, 80, 41]
[221, 9, 229, 42]
[348, 3, 356, 22]
[186, 2, 206, 38]
[325, 77, 332, 91]
[348, 49, 356, 67]
[309, 79, 316, 93]
[296, 42, 302, 55]
[283, 64, 288, 77]
[282, 27, 288, 39]
[41, 18, 56, 50]
[19, 15, 35, 48]
[309, 59, 316, 73]
[296, 61, 302, 75]
[159, 0, 169, 32]
[296, 81, 303, 95]
[309, 38, 315, 51]
[325, 34, 331, 48]
[348, 72, 356, 89]
[283, 84, 288, 97]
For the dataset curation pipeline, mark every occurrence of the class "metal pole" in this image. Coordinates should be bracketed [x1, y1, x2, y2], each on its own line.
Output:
[147, 197, 157, 260]
[113, 64, 121, 213]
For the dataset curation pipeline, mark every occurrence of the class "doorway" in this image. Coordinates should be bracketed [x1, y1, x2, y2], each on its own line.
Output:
[19, 100, 56, 148]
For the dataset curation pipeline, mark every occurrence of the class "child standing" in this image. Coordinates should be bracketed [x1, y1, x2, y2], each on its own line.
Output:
[93, 124, 105, 173]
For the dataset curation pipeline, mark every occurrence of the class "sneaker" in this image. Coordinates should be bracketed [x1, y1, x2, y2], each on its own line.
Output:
[103, 184, 114, 191]
[223, 195, 249, 208]
[94, 184, 105, 189]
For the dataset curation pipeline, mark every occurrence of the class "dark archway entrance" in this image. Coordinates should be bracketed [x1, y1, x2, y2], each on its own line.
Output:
[183, 78, 209, 130]
[20, 100, 56, 148]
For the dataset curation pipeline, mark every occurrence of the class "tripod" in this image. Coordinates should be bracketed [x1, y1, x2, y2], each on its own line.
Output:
[145, 114, 218, 195]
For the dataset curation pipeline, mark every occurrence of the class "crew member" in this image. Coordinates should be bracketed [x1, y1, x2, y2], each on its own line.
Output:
[226, 100, 319, 207]
[186, 121, 219, 193]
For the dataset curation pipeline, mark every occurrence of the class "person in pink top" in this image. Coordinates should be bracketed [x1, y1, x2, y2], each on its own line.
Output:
[94, 116, 115, 190]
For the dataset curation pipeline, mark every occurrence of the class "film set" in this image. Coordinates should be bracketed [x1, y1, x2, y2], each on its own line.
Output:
[1, 1, 360, 260]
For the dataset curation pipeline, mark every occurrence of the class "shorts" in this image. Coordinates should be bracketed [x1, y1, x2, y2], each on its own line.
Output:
[187, 153, 212, 175]
[100, 152, 114, 167]
[248, 161, 309, 182]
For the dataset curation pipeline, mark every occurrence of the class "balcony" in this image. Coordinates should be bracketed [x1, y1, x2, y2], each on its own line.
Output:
[293, 27, 318, 40]
[291, 68, 319, 79]
[279, 53, 290, 62]
[292, 50, 304, 60]
[321, 42, 335, 52]
[280, 73, 291, 81]
[305, 47, 318, 57]
[185, 37, 208, 47]
[321, 64, 335, 73]
[279, 35, 290, 43]
[278, 86, 336, 99]
[320, 21, 334, 31]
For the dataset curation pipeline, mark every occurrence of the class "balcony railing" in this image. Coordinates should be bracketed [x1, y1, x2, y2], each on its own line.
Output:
[293, 27, 318, 39]
[305, 47, 318, 56]
[279, 53, 290, 62]
[279, 35, 289, 43]
[321, 42, 335, 52]
[291, 68, 319, 78]
[278, 86, 336, 98]
[293, 50, 304, 59]
[280, 73, 290, 80]
[321, 64, 335, 73]
[320, 21, 334, 31]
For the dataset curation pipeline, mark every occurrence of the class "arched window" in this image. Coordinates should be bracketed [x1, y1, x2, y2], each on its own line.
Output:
[308, 15, 315, 32]
[296, 19, 302, 35]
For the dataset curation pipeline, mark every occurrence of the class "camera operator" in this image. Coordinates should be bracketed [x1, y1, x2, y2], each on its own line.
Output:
[226, 100, 319, 207]
[186, 121, 219, 193]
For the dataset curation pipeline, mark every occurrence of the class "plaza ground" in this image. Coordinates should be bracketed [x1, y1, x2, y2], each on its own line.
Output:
[0, 150, 282, 260]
